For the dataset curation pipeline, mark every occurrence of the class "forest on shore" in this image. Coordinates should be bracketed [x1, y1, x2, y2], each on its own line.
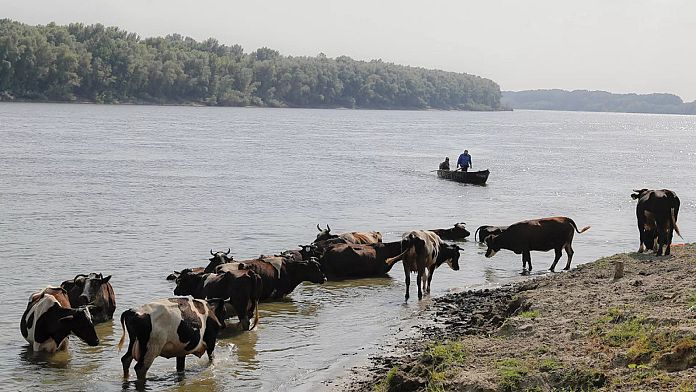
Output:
[0, 19, 502, 110]
[502, 89, 696, 115]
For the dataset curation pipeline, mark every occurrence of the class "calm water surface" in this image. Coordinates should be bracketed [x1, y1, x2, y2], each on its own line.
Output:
[1, 104, 695, 391]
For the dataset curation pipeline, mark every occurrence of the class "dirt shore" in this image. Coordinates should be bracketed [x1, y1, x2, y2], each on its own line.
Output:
[338, 244, 696, 391]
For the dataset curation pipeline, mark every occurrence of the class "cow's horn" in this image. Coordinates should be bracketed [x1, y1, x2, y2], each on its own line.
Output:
[317, 224, 322, 231]
[326, 224, 331, 232]
[210, 249, 215, 256]
[225, 248, 231, 255]
[73, 273, 88, 281]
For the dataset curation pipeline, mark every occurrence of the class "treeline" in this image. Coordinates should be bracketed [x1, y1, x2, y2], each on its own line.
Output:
[0, 19, 502, 110]
[502, 89, 696, 115]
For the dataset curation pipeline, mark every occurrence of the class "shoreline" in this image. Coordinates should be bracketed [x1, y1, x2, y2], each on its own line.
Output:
[337, 244, 696, 391]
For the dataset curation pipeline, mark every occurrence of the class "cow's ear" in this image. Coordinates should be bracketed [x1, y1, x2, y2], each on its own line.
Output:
[238, 263, 246, 269]
[102, 275, 111, 284]
[631, 193, 640, 199]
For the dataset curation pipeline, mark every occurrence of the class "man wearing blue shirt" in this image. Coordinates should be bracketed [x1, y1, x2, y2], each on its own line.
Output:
[457, 150, 472, 171]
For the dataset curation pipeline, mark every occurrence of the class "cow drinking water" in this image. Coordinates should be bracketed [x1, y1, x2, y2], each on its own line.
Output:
[20, 287, 100, 353]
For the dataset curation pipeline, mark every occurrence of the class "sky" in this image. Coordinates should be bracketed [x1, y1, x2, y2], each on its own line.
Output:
[3, 0, 695, 101]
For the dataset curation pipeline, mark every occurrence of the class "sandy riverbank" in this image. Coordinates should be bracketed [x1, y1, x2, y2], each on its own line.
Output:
[338, 244, 696, 391]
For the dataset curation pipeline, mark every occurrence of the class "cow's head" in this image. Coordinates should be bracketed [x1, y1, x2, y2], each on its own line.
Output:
[451, 222, 470, 238]
[298, 244, 321, 260]
[287, 257, 326, 284]
[485, 235, 501, 258]
[440, 243, 462, 270]
[631, 189, 650, 200]
[314, 224, 337, 243]
[205, 248, 233, 273]
[62, 273, 111, 310]
[174, 269, 204, 296]
[61, 306, 99, 346]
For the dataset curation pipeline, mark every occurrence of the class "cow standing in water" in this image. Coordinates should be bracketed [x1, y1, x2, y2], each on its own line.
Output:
[20, 287, 100, 352]
[118, 297, 226, 380]
[314, 224, 382, 244]
[475, 225, 508, 243]
[631, 189, 681, 256]
[387, 230, 461, 300]
[60, 273, 116, 323]
[484, 217, 590, 272]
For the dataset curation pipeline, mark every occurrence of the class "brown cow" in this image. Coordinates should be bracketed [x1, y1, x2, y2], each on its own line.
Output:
[429, 222, 470, 241]
[216, 255, 325, 300]
[314, 224, 382, 244]
[387, 231, 461, 301]
[631, 189, 681, 256]
[484, 217, 590, 272]
[320, 241, 405, 279]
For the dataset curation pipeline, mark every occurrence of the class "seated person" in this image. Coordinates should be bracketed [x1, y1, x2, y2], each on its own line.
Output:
[439, 157, 450, 170]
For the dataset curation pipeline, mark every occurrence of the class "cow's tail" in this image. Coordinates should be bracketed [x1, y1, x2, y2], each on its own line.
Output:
[385, 249, 408, 267]
[568, 218, 591, 234]
[672, 208, 682, 239]
[117, 310, 133, 352]
[250, 274, 262, 330]
[474, 226, 481, 242]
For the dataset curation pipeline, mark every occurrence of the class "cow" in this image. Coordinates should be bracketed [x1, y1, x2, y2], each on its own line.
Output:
[60, 273, 116, 323]
[631, 189, 681, 256]
[386, 231, 462, 300]
[429, 222, 470, 241]
[319, 241, 405, 279]
[314, 224, 382, 244]
[20, 287, 100, 352]
[166, 249, 234, 281]
[173, 269, 261, 331]
[484, 217, 590, 272]
[474, 225, 509, 243]
[216, 255, 326, 300]
[117, 297, 226, 380]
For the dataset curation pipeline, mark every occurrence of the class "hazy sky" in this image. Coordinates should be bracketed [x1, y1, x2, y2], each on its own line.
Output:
[3, 0, 695, 101]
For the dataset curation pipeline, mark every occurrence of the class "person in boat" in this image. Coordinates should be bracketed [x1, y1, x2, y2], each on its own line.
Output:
[457, 150, 472, 172]
[439, 157, 450, 170]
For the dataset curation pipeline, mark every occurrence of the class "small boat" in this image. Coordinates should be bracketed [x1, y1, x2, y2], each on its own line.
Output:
[436, 169, 489, 185]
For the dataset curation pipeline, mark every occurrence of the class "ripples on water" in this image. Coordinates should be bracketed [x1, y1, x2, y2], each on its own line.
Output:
[1, 104, 695, 391]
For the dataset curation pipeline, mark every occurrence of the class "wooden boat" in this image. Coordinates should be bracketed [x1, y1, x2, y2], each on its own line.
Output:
[436, 169, 489, 185]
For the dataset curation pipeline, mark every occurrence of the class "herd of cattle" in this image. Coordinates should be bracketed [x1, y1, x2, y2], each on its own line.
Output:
[20, 188, 682, 381]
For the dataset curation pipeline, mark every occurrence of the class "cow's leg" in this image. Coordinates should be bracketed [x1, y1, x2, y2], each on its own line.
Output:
[564, 244, 574, 270]
[135, 348, 158, 381]
[176, 356, 186, 372]
[426, 264, 436, 293]
[522, 251, 532, 271]
[403, 263, 410, 301]
[416, 269, 423, 300]
[549, 248, 562, 272]
[121, 344, 134, 379]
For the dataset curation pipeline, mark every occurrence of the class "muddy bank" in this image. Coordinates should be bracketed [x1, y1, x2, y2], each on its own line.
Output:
[338, 244, 696, 391]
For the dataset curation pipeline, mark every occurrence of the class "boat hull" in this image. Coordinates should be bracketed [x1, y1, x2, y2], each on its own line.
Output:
[436, 169, 489, 185]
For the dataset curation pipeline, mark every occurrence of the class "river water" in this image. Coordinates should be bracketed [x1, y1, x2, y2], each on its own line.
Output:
[1, 103, 694, 391]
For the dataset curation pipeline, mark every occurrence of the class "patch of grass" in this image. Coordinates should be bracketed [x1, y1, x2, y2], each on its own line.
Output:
[373, 366, 398, 392]
[538, 358, 560, 372]
[644, 292, 663, 302]
[496, 358, 529, 391]
[518, 310, 540, 319]
[686, 292, 696, 309]
[420, 341, 467, 392]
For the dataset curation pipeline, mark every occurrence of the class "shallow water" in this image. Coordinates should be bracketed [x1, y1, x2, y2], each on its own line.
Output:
[0, 103, 694, 391]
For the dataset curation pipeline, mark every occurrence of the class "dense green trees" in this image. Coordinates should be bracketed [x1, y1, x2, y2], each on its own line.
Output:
[0, 19, 502, 110]
[502, 89, 696, 115]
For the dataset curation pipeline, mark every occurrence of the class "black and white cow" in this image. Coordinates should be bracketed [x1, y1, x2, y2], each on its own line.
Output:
[20, 287, 100, 352]
[60, 273, 116, 323]
[117, 297, 226, 380]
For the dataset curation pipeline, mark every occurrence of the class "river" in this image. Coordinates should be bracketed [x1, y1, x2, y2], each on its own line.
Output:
[0, 103, 694, 391]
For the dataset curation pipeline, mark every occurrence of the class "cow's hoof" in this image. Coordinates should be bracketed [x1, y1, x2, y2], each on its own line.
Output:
[563, 266, 570, 271]
[549, 268, 555, 272]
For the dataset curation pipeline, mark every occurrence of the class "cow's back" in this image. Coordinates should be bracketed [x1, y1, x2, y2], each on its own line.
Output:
[506, 218, 574, 251]
[322, 243, 380, 277]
